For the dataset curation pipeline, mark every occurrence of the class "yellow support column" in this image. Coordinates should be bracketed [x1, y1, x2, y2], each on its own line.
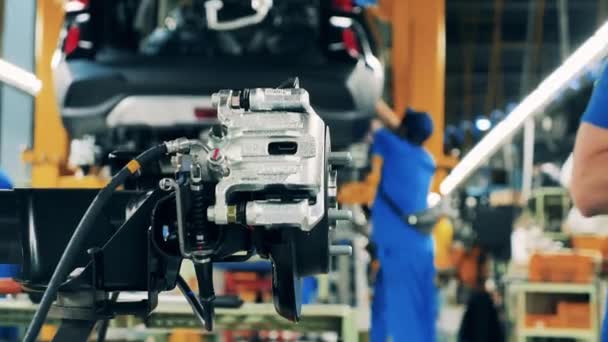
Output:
[407, 0, 446, 160]
[28, 0, 106, 188]
[31, 0, 67, 187]
[391, 0, 410, 115]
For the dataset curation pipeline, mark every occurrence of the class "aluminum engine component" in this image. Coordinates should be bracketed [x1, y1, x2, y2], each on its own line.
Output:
[202, 87, 330, 231]
[158, 82, 350, 323]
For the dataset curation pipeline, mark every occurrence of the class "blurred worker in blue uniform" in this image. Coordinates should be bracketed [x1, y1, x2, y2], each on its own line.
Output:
[342, 100, 437, 341]
[370, 106, 436, 342]
[344, 1, 438, 337]
[340, 1, 438, 337]
[572, 65, 608, 342]
[0, 169, 16, 341]
[0, 169, 11, 189]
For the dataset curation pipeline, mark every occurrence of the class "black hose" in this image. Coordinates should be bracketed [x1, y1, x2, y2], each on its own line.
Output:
[176, 275, 208, 329]
[23, 144, 168, 342]
[194, 262, 215, 331]
[96, 292, 120, 342]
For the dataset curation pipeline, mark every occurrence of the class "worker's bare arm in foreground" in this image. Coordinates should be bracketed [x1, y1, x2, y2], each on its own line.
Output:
[375, 98, 401, 129]
[572, 122, 608, 216]
[571, 65, 608, 216]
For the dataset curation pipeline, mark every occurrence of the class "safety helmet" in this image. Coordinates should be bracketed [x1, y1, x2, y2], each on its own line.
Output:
[398, 108, 434, 145]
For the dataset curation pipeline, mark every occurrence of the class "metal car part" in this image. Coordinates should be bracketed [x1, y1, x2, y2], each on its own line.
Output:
[3, 82, 352, 339]
[159, 177, 192, 259]
[202, 87, 328, 231]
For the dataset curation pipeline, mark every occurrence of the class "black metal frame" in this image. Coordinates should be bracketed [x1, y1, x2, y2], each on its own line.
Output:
[0, 189, 185, 341]
[0, 148, 332, 339]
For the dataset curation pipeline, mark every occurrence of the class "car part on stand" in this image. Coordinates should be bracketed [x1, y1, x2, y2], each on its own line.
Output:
[3, 81, 351, 342]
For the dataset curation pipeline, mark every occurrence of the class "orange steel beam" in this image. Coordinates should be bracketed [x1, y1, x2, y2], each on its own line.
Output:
[30, 0, 68, 187]
[391, 0, 410, 115]
[392, 0, 447, 190]
[27, 0, 106, 188]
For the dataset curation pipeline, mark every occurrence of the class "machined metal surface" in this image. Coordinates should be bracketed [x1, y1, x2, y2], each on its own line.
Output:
[203, 87, 329, 231]
[159, 178, 191, 259]
[6, 83, 350, 336]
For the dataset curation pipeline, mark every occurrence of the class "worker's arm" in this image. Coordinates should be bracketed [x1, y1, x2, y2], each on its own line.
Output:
[364, 128, 394, 199]
[572, 123, 608, 216]
[375, 99, 401, 130]
[571, 66, 608, 216]
[364, 155, 383, 203]
[337, 155, 383, 206]
[337, 129, 391, 205]
[366, 155, 383, 188]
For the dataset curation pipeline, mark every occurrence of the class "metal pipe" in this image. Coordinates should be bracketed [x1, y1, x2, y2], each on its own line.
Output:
[521, 119, 535, 201]
[159, 178, 192, 259]
[558, 0, 571, 61]
[176, 275, 207, 328]
[520, 0, 542, 201]
[0, 58, 41, 96]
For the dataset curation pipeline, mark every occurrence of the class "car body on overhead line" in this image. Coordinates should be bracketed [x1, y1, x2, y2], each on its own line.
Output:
[54, 0, 383, 169]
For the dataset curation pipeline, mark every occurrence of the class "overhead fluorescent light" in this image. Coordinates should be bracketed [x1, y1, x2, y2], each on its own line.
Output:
[440, 20, 608, 196]
[0, 59, 41, 96]
[475, 117, 492, 132]
[329, 16, 354, 29]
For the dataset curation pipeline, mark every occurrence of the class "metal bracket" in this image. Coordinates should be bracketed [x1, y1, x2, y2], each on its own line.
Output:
[204, 0, 273, 31]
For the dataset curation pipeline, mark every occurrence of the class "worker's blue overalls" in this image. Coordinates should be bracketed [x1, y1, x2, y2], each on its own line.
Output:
[370, 128, 437, 342]
[0, 169, 15, 341]
[579, 65, 608, 342]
